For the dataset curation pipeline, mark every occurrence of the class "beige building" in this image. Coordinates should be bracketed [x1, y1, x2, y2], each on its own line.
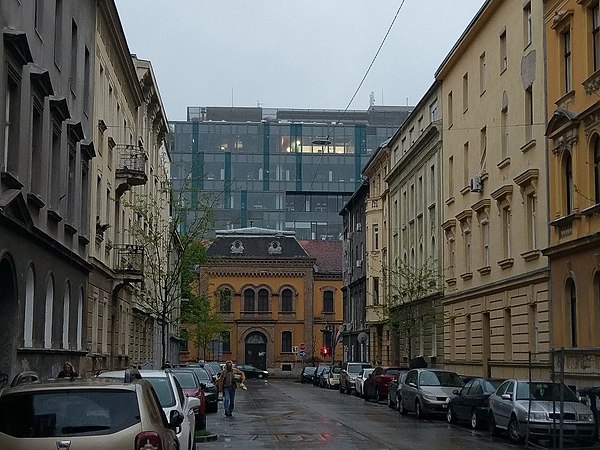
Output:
[543, 0, 600, 387]
[385, 82, 444, 367]
[86, 0, 170, 373]
[362, 140, 391, 365]
[435, 0, 550, 379]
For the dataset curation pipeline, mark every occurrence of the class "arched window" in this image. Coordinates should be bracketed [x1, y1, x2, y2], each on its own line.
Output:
[323, 290, 334, 313]
[565, 152, 573, 214]
[44, 275, 54, 349]
[218, 287, 232, 312]
[281, 331, 292, 353]
[24, 266, 34, 347]
[569, 280, 577, 347]
[281, 288, 293, 312]
[77, 288, 84, 350]
[258, 288, 269, 312]
[594, 139, 600, 204]
[244, 288, 255, 312]
[62, 282, 70, 349]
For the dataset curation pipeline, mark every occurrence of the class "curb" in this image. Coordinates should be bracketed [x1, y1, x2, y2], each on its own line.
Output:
[195, 433, 218, 443]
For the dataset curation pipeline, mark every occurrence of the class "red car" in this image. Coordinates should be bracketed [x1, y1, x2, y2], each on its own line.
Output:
[171, 370, 207, 431]
[364, 366, 407, 403]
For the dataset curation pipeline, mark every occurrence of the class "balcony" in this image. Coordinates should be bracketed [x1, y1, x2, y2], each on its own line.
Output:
[115, 144, 147, 197]
[113, 244, 144, 282]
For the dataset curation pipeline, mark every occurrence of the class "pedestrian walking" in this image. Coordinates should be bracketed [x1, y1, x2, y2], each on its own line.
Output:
[217, 360, 246, 417]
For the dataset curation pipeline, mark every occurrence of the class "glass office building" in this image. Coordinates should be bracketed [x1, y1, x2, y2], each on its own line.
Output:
[170, 106, 411, 239]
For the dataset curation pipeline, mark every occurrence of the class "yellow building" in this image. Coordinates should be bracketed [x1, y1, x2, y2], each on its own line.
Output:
[544, 0, 600, 386]
[435, 0, 550, 379]
[195, 228, 343, 376]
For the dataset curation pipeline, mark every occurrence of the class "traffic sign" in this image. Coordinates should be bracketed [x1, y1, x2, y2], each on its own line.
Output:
[299, 350, 306, 357]
[299, 343, 306, 351]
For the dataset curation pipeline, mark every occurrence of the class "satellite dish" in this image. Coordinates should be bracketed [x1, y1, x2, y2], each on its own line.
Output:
[357, 332, 368, 344]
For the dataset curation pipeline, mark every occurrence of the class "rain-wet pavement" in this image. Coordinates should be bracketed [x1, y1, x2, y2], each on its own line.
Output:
[198, 378, 522, 449]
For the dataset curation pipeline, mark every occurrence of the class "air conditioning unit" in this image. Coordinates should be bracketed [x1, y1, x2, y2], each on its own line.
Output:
[356, 223, 362, 232]
[356, 259, 363, 268]
[470, 175, 483, 193]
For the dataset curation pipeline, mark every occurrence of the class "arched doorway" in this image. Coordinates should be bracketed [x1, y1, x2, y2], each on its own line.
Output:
[0, 256, 17, 382]
[245, 331, 267, 370]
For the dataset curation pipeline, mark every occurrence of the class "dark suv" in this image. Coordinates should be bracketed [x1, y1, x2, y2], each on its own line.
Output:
[339, 362, 372, 394]
[0, 372, 181, 450]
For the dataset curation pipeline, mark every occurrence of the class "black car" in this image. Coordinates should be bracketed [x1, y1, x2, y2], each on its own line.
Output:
[387, 371, 408, 409]
[447, 377, 503, 429]
[173, 367, 219, 413]
[300, 366, 317, 384]
[313, 364, 331, 386]
[235, 364, 269, 379]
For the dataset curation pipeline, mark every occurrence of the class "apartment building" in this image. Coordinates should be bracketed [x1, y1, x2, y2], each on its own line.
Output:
[435, 0, 550, 379]
[543, 0, 600, 386]
[385, 82, 444, 367]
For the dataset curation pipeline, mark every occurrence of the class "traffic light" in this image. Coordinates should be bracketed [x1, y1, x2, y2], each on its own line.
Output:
[320, 346, 329, 357]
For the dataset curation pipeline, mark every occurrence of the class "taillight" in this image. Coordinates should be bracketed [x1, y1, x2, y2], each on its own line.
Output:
[136, 431, 162, 450]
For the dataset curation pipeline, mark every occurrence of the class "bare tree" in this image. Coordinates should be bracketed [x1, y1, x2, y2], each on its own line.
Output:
[125, 177, 216, 367]
[385, 258, 443, 362]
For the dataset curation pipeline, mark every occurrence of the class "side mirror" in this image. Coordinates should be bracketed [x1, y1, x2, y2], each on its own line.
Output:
[169, 410, 184, 428]
[452, 390, 459, 395]
[501, 393, 512, 401]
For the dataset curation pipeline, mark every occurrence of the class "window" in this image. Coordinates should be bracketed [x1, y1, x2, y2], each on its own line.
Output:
[3, 70, 21, 172]
[569, 281, 577, 347]
[373, 277, 379, 306]
[479, 52, 487, 93]
[221, 331, 231, 353]
[282, 331, 292, 353]
[565, 153, 573, 214]
[62, 284, 70, 349]
[44, 277, 54, 348]
[594, 139, 600, 204]
[480, 127, 487, 171]
[447, 91, 453, 127]
[502, 206, 512, 258]
[464, 228, 471, 273]
[34, 0, 43, 34]
[281, 288, 293, 312]
[323, 290, 334, 313]
[430, 99, 438, 122]
[70, 19, 78, 94]
[501, 103, 509, 160]
[243, 288, 255, 312]
[448, 156, 454, 198]
[80, 161, 89, 231]
[594, 4, 600, 72]
[525, 86, 533, 142]
[481, 218, 490, 267]
[448, 236, 456, 278]
[500, 30, 507, 72]
[462, 73, 469, 112]
[24, 267, 35, 347]
[373, 224, 379, 250]
[564, 30, 572, 93]
[83, 47, 91, 115]
[67, 144, 76, 223]
[523, 2, 532, 47]
[258, 288, 269, 312]
[53, 0, 63, 66]
[31, 98, 43, 194]
[526, 194, 537, 250]
[218, 288, 232, 312]
[463, 142, 469, 187]
[504, 308, 512, 359]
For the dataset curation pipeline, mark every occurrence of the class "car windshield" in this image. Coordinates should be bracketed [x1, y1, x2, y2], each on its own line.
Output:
[172, 371, 198, 389]
[420, 371, 463, 387]
[385, 369, 400, 376]
[332, 367, 342, 374]
[516, 382, 579, 402]
[0, 389, 139, 438]
[145, 377, 176, 407]
[484, 380, 503, 392]
[305, 367, 317, 374]
[348, 364, 370, 374]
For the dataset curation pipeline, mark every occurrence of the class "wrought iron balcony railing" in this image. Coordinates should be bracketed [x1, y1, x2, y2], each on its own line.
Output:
[113, 243, 144, 279]
[115, 144, 148, 197]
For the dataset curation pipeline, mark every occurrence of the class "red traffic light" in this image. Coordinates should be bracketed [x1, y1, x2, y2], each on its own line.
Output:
[321, 346, 328, 356]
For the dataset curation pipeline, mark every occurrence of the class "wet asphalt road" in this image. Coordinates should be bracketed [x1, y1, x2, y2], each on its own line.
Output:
[198, 378, 523, 449]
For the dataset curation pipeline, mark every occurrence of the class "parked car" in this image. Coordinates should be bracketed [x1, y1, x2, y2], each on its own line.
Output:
[489, 380, 595, 444]
[170, 368, 212, 425]
[326, 366, 342, 389]
[300, 366, 318, 384]
[97, 369, 199, 450]
[339, 362, 372, 394]
[355, 368, 374, 398]
[364, 366, 406, 402]
[313, 364, 331, 386]
[235, 364, 269, 379]
[398, 368, 464, 419]
[318, 366, 332, 388]
[174, 366, 218, 413]
[388, 371, 409, 409]
[447, 377, 503, 429]
[0, 372, 181, 450]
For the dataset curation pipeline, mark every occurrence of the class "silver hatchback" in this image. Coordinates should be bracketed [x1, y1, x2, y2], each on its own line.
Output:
[398, 369, 464, 419]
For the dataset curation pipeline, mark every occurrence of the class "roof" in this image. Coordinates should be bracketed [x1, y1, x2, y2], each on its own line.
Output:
[298, 240, 342, 274]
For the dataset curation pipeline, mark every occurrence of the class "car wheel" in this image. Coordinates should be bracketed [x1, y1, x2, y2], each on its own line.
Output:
[508, 416, 523, 443]
[399, 398, 408, 415]
[415, 400, 424, 420]
[470, 409, 479, 429]
[447, 405, 456, 424]
[375, 388, 382, 403]
[258, 374, 263, 379]
[346, 385, 351, 395]
[488, 412, 499, 436]
[387, 393, 393, 408]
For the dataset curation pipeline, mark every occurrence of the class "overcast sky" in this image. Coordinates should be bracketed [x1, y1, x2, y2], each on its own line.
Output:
[115, 1, 486, 121]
